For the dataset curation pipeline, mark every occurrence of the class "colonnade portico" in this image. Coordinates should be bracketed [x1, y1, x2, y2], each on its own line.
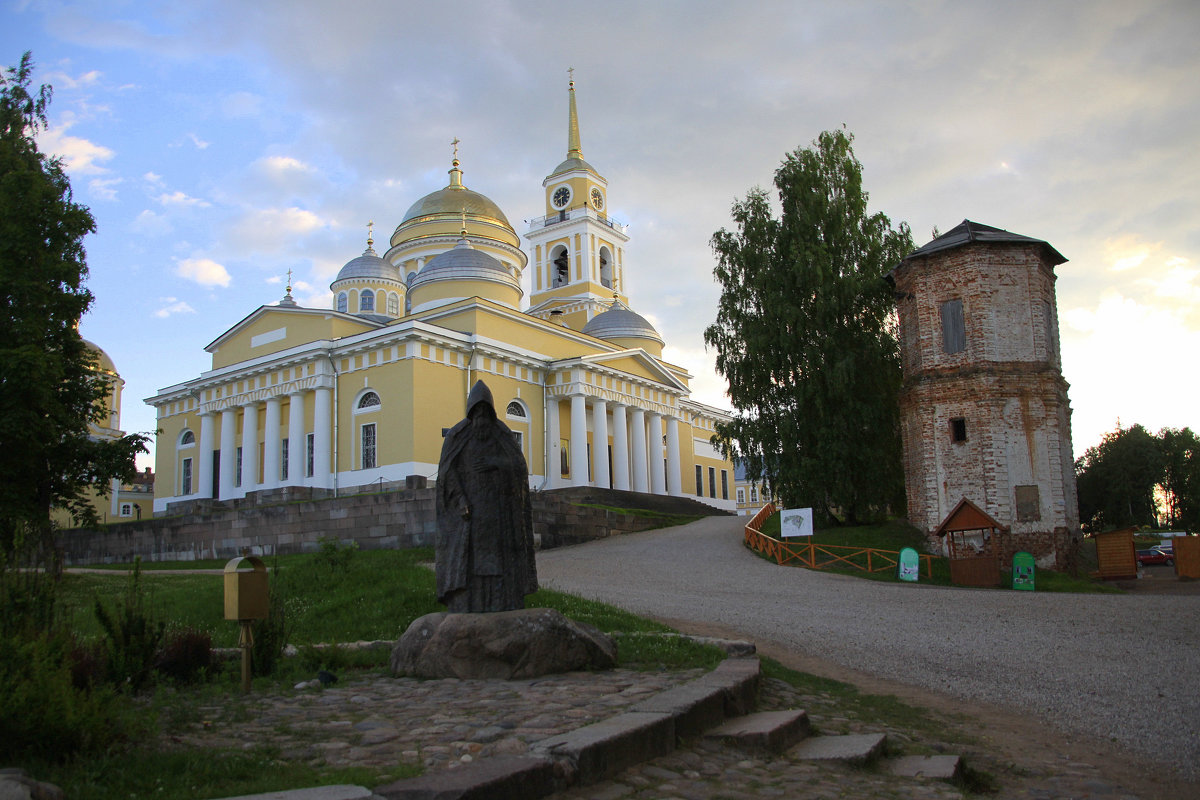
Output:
[547, 388, 684, 497]
[182, 374, 336, 501]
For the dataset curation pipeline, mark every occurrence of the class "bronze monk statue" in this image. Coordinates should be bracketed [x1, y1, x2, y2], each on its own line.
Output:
[435, 380, 538, 613]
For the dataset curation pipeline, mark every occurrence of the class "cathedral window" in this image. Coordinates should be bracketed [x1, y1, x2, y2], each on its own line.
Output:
[336, 292, 348, 313]
[179, 429, 195, 446]
[506, 401, 527, 418]
[696, 465, 703, 496]
[357, 391, 381, 410]
[181, 458, 193, 495]
[708, 466, 716, 498]
[360, 291, 375, 312]
[281, 437, 289, 481]
[721, 470, 729, 500]
[306, 433, 315, 477]
[941, 299, 965, 354]
[750, 486, 758, 503]
[361, 423, 376, 469]
[387, 292, 400, 316]
[737, 488, 746, 505]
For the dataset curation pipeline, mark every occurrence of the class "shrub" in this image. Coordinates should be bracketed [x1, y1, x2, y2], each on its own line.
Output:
[93, 559, 165, 693]
[316, 536, 358, 573]
[0, 631, 147, 760]
[156, 627, 213, 683]
[251, 564, 290, 677]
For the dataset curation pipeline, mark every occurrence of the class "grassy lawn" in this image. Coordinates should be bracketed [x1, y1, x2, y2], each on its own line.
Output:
[753, 513, 1120, 593]
[21, 547, 727, 800]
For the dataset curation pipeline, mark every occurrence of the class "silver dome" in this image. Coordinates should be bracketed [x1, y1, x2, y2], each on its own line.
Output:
[582, 299, 663, 344]
[409, 238, 517, 291]
[333, 245, 401, 284]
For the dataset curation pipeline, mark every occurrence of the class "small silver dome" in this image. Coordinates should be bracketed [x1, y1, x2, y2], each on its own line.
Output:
[408, 238, 516, 290]
[582, 299, 663, 344]
[333, 244, 400, 284]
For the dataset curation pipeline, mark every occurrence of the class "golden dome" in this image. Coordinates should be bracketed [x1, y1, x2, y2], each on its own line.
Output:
[83, 339, 119, 377]
[391, 159, 515, 248]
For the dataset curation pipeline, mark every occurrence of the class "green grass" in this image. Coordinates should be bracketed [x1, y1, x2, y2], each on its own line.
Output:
[76, 559, 229, 570]
[754, 513, 1118, 592]
[24, 745, 417, 800]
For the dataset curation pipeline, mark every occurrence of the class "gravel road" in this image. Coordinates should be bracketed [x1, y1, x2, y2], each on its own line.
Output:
[536, 515, 1200, 778]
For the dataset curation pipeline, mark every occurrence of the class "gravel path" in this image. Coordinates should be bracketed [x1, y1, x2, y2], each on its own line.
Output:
[536, 516, 1200, 779]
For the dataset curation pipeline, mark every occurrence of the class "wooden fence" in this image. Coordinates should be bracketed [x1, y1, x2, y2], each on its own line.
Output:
[743, 502, 934, 579]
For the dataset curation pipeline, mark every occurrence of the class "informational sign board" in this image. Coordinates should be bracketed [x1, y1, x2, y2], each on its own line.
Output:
[898, 547, 920, 582]
[780, 507, 813, 538]
[1012, 550, 1036, 591]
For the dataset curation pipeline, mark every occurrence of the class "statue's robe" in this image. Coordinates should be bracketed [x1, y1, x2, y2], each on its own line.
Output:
[435, 412, 537, 612]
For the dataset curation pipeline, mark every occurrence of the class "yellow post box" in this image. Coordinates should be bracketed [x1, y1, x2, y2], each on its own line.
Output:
[223, 554, 268, 693]
[224, 555, 269, 621]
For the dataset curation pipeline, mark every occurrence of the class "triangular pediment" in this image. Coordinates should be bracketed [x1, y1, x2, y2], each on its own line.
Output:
[205, 305, 378, 369]
[569, 349, 689, 393]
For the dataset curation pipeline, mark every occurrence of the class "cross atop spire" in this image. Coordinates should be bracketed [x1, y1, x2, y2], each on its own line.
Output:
[451, 136, 460, 165]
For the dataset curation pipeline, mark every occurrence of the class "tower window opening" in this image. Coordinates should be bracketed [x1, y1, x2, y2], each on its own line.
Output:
[950, 417, 967, 443]
[941, 299, 965, 354]
[599, 247, 612, 289]
[552, 247, 569, 288]
[336, 292, 348, 313]
[360, 291, 375, 312]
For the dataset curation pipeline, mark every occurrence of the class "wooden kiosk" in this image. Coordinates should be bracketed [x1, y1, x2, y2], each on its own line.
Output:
[935, 498, 1005, 587]
[1090, 527, 1138, 581]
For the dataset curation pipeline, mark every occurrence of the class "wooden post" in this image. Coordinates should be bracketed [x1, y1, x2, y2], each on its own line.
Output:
[238, 619, 254, 693]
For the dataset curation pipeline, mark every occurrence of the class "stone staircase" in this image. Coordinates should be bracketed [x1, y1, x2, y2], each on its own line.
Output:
[372, 651, 962, 800]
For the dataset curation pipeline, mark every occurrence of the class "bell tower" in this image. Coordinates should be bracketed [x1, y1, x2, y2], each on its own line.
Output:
[526, 72, 630, 330]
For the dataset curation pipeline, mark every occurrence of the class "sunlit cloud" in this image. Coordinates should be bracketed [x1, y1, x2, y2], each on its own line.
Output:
[36, 122, 114, 175]
[154, 298, 196, 318]
[256, 155, 315, 177]
[1103, 235, 1159, 272]
[176, 258, 231, 288]
[156, 191, 210, 208]
[88, 176, 122, 200]
[229, 206, 325, 247]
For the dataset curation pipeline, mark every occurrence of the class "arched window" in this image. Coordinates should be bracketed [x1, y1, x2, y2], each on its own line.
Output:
[360, 291, 375, 312]
[506, 401, 527, 418]
[387, 292, 400, 316]
[599, 246, 613, 289]
[180, 430, 195, 446]
[357, 391, 381, 410]
[552, 246, 569, 287]
[336, 292, 348, 313]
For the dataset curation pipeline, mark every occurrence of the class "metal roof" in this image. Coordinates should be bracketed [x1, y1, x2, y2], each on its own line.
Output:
[900, 219, 1066, 266]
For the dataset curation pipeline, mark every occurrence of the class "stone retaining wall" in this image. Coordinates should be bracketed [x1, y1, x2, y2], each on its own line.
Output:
[56, 485, 697, 565]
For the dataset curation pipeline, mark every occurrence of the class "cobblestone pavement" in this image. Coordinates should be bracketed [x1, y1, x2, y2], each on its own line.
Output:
[166, 665, 1153, 800]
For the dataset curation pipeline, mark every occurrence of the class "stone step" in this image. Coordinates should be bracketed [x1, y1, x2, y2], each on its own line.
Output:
[704, 709, 810, 753]
[886, 754, 962, 780]
[374, 756, 559, 800]
[791, 732, 887, 765]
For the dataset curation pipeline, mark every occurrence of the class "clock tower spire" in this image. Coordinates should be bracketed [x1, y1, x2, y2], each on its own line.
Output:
[526, 72, 631, 329]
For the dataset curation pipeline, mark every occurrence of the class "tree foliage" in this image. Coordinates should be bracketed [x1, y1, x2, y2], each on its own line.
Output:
[1073, 423, 1192, 532]
[0, 52, 147, 555]
[704, 129, 913, 523]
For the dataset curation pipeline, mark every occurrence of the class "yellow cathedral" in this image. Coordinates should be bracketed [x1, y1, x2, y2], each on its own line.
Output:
[145, 80, 736, 515]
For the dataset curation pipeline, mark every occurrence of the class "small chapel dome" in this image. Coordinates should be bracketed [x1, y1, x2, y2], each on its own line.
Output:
[407, 236, 522, 313]
[83, 339, 120, 378]
[333, 242, 400, 284]
[582, 298, 664, 356]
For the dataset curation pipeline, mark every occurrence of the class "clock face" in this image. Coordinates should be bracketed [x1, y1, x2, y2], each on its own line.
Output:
[590, 188, 604, 210]
[552, 186, 571, 208]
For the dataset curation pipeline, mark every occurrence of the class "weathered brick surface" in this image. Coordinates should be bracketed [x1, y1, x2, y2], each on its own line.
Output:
[893, 240, 1080, 569]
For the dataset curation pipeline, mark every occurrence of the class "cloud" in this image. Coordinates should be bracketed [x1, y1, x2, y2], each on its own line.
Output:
[88, 176, 122, 201]
[36, 124, 114, 175]
[184, 133, 209, 150]
[228, 206, 326, 248]
[1103, 235, 1158, 272]
[176, 258, 231, 287]
[131, 209, 172, 236]
[154, 298, 196, 318]
[255, 155, 316, 177]
[42, 68, 102, 90]
[143, 172, 164, 186]
[156, 190, 211, 208]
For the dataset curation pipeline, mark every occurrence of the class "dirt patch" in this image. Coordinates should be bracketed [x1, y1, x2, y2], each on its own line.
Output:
[656, 615, 1198, 800]
[1110, 563, 1200, 594]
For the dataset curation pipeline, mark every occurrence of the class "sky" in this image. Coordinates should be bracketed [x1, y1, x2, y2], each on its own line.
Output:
[4, 0, 1199, 471]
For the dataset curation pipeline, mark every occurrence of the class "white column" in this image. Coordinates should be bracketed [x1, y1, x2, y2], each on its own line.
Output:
[241, 401, 259, 494]
[263, 396, 282, 490]
[665, 415, 682, 496]
[546, 396, 561, 489]
[218, 408, 237, 500]
[648, 412, 665, 495]
[197, 411, 215, 498]
[570, 394, 589, 486]
[611, 403, 630, 491]
[313, 386, 332, 489]
[630, 407, 648, 493]
[592, 398, 609, 489]
[288, 390, 306, 487]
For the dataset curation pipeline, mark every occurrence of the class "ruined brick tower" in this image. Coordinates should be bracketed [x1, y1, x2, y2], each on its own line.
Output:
[890, 221, 1079, 569]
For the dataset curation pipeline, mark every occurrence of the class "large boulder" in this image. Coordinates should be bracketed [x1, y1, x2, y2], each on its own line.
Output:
[391, 607, 617, 680]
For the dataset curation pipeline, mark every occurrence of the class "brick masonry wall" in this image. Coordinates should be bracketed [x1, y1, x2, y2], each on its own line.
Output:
[57, 486, 682, 565]
[894, 241, 1080, 569]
